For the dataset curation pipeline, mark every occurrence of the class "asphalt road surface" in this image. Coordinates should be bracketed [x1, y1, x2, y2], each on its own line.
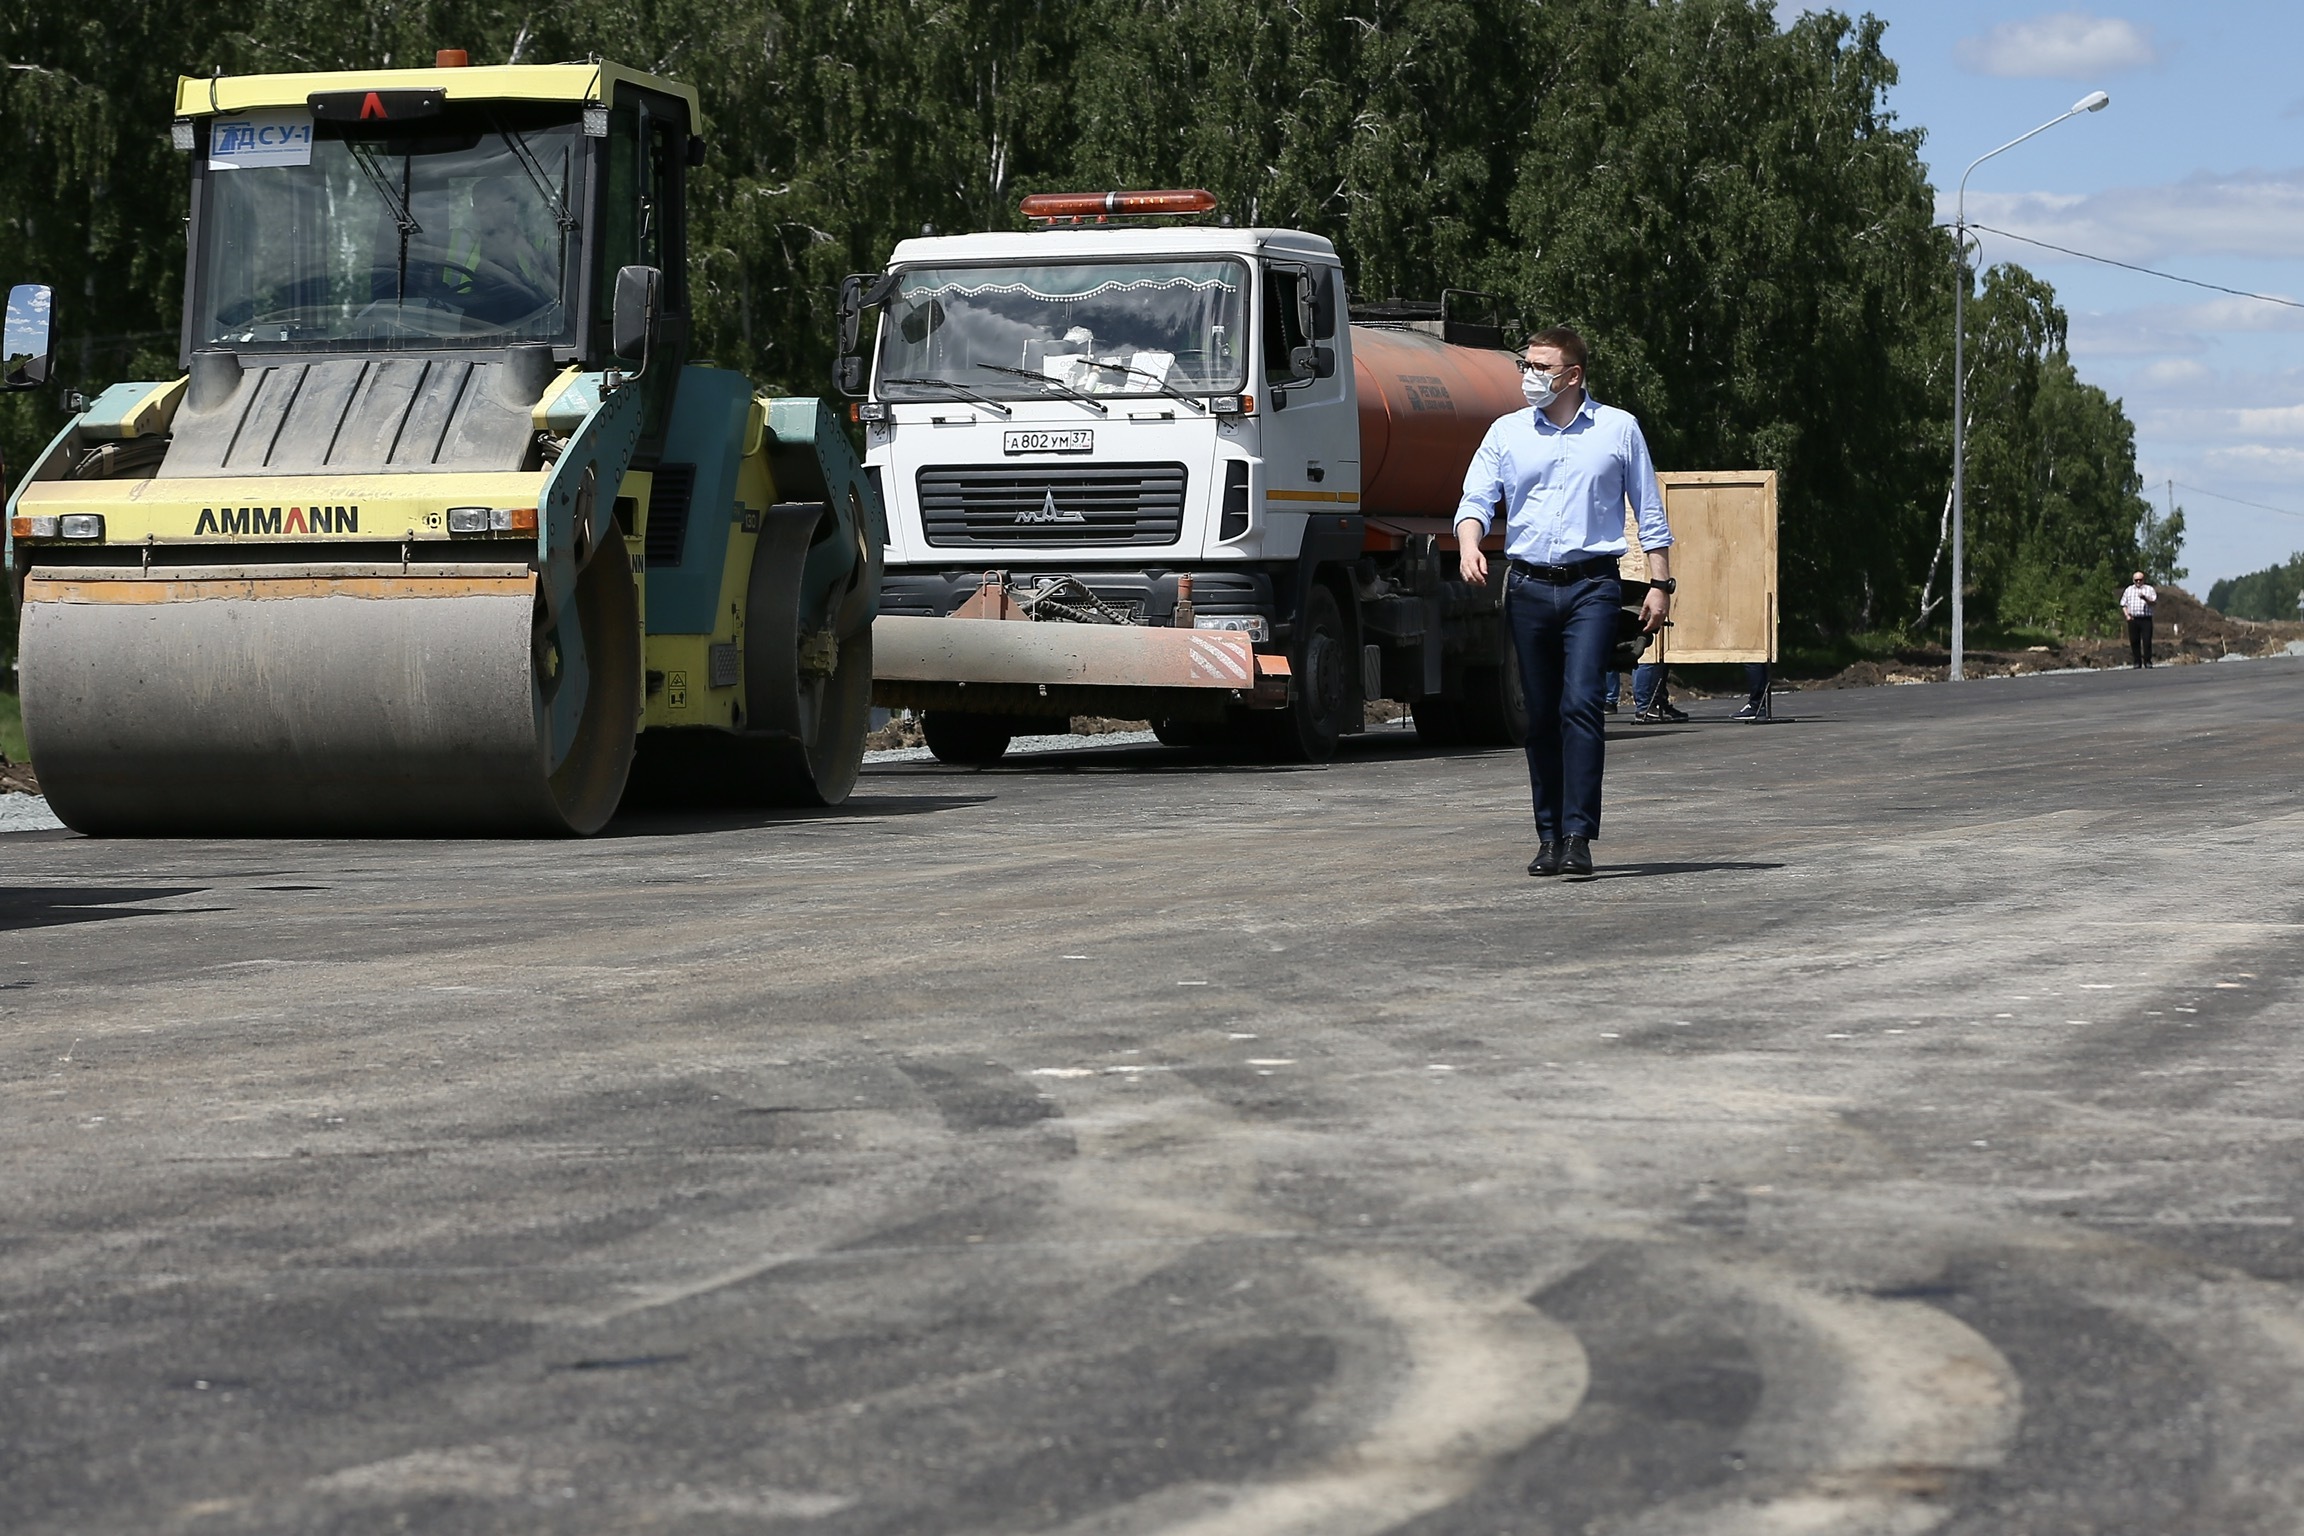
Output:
[5, 660, 2302, 1536]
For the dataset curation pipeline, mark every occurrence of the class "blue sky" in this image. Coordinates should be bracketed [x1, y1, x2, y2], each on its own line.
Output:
[1792, 2, 2304, 586]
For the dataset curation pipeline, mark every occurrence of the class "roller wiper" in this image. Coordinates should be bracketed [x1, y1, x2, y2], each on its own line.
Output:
[490, 112, 579, 233]
[974, 362, 1109, 415]
[346, 142, 421, 305]
[880, 376, 1014, 417]
[1086, 359, 1207, 412]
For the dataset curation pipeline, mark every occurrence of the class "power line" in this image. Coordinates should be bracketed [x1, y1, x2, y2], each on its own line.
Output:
[2170, 480, 2304, 521]
[1965, 223, 2304, 311]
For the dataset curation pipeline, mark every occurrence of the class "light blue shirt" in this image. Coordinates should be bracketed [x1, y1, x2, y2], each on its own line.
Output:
[1454, 394, 1671, 566]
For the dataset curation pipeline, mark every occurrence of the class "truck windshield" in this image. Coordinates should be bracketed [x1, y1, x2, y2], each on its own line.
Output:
[877, 260, 1249, 400]
[192, 110, 582, 351]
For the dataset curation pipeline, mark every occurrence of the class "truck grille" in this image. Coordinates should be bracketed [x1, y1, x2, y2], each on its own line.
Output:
[918, 463, 1187, 547]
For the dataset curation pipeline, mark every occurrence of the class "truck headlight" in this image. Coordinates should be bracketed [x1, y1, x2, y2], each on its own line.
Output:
[1193, 615, 1269, 641]
[59, 514, 105, 540]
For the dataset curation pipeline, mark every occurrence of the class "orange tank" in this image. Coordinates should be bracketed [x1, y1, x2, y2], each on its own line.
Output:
[1350, 325, 1525, 518]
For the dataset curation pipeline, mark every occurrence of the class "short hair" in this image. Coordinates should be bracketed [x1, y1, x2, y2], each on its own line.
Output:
[1524, 326, 1588, 370]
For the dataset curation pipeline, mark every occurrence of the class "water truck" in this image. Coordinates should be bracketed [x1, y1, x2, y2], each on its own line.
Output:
[840, 189, 1530, 764]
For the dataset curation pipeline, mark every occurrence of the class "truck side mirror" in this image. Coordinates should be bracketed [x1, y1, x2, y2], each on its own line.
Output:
[612, 265, 660, 363]
[1312, 268, 1339, 340]
[836, 274, 867, 357]
[2, 283, 57, 391]
[1288, 343, 1337, 381]
[835, 272, 895, 398]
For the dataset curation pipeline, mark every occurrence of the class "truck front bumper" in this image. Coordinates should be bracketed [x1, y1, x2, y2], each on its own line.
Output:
[872, 614, 1290, 720]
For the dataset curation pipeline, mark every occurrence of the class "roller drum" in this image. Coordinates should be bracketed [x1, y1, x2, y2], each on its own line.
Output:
[19, 564, 639, 836]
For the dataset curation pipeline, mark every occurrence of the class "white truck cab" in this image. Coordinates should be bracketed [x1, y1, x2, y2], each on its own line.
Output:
[843, 193, 1537, 763]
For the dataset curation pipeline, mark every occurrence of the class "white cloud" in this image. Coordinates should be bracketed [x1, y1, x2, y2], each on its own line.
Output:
[2159, 296, 2304, 332]
[2136, 358, 2211, 387]
[1949, 170, 2304, 265]
[2232, 404, 2304, 436]
[2065, 313, 2209, 358]
[2066, 299, 2304, 362]
[1956, 13, 2160, 79]
[2203, 443, 2304, 476]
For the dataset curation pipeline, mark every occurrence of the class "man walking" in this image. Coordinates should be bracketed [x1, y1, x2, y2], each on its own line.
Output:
[1456, 327, 1672, 880]
[2119, 570, 2158, 668]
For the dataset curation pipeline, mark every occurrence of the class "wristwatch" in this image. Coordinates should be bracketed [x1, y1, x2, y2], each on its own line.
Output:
[1653, 578, 1677, 595]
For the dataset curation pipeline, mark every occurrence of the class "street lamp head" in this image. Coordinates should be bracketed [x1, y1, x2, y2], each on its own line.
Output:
[2074, 90, 2111, 114]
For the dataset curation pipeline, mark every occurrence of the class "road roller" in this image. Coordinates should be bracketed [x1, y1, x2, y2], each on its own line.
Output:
[2, 57, 881, 835]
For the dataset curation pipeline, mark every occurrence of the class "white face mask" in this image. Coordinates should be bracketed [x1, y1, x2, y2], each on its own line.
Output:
[1522, 370, 1559, 409]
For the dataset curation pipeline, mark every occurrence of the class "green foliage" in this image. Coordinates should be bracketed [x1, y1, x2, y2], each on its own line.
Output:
[1492, 5, 1949, 636]
[2135, 500, 2185, 585]
[2207, 554, 2304, 622]
[1955, 265, 2165, 636]
[0, 0, 2164, 646]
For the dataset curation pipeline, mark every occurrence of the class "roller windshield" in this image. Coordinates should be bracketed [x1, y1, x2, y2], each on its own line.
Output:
[877, 260, 1250, 400]
[192, 107, 582, 351]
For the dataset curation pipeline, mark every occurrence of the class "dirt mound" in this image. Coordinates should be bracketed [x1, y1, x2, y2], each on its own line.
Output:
[862, 714, 1152, 751]
[0, 756, 37, 796]
[1804, 587, 2304, 690]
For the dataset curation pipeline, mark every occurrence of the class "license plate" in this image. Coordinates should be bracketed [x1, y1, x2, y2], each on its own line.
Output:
[1003, 429, 1094, 455]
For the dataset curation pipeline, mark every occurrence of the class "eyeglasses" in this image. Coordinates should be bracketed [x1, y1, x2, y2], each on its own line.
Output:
[1517, 358, 1580, 374]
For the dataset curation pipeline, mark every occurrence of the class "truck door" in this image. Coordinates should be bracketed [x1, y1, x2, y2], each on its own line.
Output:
[1257, 261, 1357, 523]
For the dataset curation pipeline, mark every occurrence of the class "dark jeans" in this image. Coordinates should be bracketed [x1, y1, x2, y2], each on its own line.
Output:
[2128, 615, 2153, 667]
[1602, 662, 1663, 708]
[1505, 570, 1618, 840]
[1633, 662, 1664, 711]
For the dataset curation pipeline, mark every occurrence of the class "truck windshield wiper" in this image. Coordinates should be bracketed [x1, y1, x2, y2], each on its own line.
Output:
[973, 362, 1109, 415]
[880, 377, 1014, 417]
[1085, 359, 1207, 413]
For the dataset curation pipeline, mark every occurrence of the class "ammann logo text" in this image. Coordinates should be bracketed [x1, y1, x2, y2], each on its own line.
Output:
[192, 505, 360, 536]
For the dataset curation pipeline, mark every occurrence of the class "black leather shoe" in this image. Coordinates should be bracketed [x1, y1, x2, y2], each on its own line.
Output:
[1528, 840, 1562, 877]
[1561, 835, 1595, 879]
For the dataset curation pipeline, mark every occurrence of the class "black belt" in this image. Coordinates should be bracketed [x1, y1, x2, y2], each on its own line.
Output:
[1508, 555, 1618, 584]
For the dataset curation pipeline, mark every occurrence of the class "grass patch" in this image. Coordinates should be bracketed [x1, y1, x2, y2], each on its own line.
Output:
[1777, 630, 1905, 680]
[0, 691, 24, 761]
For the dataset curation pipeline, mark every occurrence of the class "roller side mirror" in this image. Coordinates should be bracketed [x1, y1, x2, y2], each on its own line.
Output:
[612, 265, 660, 364]
[3, 283, 57, 391]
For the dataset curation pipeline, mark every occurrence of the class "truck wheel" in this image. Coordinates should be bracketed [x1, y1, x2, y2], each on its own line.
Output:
[1460, 640, 1530, 747]
[923, 710, 1013, 766]
[1256, 583, 1350, 762]
[1153, 718, 1224, 749]
[1410, 696, 1465, 747]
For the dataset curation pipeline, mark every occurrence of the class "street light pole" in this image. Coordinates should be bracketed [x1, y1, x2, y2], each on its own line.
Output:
[1950, 89, 2109, 681]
